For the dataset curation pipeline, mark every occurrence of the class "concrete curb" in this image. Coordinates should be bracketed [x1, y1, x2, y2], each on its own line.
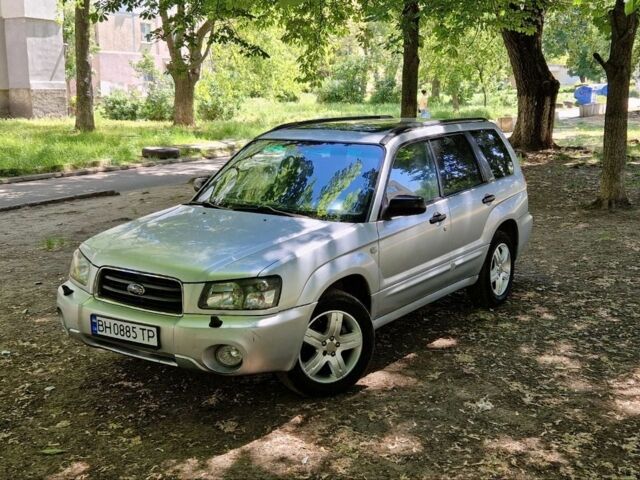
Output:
[0, 140, 244, 185]
[0, 190, 120, 213]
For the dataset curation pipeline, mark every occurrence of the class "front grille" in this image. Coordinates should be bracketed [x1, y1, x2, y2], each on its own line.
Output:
[97, 268, 183, 315]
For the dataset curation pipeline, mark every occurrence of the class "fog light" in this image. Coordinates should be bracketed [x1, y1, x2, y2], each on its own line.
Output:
[215, 345, 243, 368]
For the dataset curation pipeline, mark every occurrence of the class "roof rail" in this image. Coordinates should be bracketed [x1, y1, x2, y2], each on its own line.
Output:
[379, 117, 488, 145]
[264, 115, 395, 134]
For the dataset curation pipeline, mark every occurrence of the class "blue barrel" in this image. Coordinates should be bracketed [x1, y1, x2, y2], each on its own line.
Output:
[574, 85, 596, 105]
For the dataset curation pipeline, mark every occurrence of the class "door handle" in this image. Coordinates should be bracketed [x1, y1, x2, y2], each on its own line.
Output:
[429, 212, 447, 224]
[482, 194, 496, 204]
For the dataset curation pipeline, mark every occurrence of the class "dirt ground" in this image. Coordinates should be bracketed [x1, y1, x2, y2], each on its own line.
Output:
[1, 148, 639, 480]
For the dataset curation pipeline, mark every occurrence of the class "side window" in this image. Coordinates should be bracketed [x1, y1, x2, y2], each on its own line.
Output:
[470, 129, 514, 179]
[386, 142, 439, 203]
[430, 134, 483, 196]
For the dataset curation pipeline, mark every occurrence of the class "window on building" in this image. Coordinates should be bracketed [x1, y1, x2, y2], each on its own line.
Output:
[141, 23, 152, 43]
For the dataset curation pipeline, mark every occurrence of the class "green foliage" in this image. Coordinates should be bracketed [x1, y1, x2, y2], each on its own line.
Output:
[421, 26, 510, 109]
[196, 70, 244, 121]
[544, 10, 608, 82]
[100, 90, 143, 121]
[370, 77, 401, 104]
[132, 52, 174, 121]
[142, 80, 174, 121]
[200, 26, 304, 104]
[317, 57, 368, 103]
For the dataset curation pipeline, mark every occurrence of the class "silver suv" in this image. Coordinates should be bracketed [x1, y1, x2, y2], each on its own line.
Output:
[58, 116, 532, 396]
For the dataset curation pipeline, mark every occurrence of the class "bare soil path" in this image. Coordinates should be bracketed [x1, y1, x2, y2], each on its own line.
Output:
[0, 150, 639, 479]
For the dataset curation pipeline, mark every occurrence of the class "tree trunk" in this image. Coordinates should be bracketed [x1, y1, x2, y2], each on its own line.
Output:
[172, 74, 197, 126]
[502, 10, 559, 151]
[431, 77, 441, 100]
[452, 93, 460, 111]
[593, 0, 639, 209]
[75, 0, 94, 132]
[400, 0, 420, 118]
[580, 75, 587, 84]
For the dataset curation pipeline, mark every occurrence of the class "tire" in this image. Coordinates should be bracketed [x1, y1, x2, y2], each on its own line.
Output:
[468, 230, 515, 308]
[278, 291, 374, 397]
[141, 146, 180, 160]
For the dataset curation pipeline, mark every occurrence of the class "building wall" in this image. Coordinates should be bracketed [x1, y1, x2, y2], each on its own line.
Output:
[93, 12, 169, 95]
[0, 0, 66, 118]
[0, 12, 9, 116]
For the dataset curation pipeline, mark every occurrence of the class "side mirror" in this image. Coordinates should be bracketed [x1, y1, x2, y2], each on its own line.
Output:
[193, 176, 208, 192]
[384, 195, 426, 219]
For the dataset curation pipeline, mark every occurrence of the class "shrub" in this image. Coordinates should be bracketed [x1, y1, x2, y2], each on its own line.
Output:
[100, 90, 142, 120]
[317, 57, 368, 103]
[196, 71, 244, 121]
[369, 77, 400, 104]
[141, 77, 174, 121]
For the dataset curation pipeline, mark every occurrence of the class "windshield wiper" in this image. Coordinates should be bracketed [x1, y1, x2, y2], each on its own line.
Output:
[227, 203, 306, 218]
[185, 200, 231, 210]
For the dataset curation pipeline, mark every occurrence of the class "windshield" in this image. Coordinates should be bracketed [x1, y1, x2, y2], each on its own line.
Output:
[195, 140, 384, 222]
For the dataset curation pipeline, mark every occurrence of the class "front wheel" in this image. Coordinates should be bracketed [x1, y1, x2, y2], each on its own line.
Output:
[278, 291, 374, 397]
[468, 231, 515, 308]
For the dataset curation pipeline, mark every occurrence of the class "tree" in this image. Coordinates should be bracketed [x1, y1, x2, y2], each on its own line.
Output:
[97, 0, 267, 126]
[501, 2, 559, 150]
[400, 0, 420, 117]
[75, 0, 95, 132]
[421, 27, 510, 109]
[544, 10, 608, 83]
[590, 0, 639, 208]
[413, 0, 562, 149]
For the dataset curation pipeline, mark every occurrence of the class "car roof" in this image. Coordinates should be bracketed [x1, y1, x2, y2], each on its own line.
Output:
[258, 116, 496, 145]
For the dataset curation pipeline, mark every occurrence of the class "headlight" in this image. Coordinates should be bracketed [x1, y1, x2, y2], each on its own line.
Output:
[69, 249, 91, 287]
[199, 277, 282, 310]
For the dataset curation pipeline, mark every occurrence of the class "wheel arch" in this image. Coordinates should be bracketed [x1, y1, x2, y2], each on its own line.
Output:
[495, 219, 519, 258]
[321, 274, 372, 313]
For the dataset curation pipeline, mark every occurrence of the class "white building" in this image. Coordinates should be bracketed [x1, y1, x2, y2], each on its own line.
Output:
[0, 0, 66, 118]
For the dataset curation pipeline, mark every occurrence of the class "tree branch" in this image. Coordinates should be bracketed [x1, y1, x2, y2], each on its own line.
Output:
[593, 52, 608, 72]
[160, 7, 185, 70]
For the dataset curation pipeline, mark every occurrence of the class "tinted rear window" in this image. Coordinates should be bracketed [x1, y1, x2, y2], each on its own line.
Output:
[470, 130, 514, 179]
[430, 135, 483, 196]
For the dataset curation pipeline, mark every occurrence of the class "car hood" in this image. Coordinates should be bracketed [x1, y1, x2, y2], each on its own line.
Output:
[81, 205, 351, 282]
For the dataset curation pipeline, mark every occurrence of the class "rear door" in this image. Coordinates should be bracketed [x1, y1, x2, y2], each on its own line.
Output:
[376, 141, 453, 318]
[428, 133, 495, 280]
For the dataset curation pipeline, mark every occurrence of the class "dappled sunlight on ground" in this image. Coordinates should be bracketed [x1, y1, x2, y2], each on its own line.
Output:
[358, 353, 420, 391]
[166, 415, 327, 479]
[47, 461, 90, 480]
[609, 368, 640, 418]
[485, 436, 568, 467]
[426, 337, 458, 350]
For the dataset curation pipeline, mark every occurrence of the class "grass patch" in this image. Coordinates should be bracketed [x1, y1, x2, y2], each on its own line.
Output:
[41, 236, 66, 251]
[0, 94, 530, 177]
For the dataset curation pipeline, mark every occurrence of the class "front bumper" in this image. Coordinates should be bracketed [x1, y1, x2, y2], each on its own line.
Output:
[57, 282, 314, 375]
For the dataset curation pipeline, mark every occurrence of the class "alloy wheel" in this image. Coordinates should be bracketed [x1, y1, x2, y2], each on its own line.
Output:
[299, 310, 363, 384]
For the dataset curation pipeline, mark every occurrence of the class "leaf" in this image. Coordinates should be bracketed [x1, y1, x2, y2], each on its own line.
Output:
[625, 0, 639, 16]
[41, 448, 66, 455]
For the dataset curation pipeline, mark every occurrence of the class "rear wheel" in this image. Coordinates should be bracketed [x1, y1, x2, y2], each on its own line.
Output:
[469, 231, 515, 308]
[278, 291, 374, 397]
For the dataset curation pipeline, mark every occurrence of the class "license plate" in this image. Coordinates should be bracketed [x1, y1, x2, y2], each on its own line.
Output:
[90, 315, 159, 348]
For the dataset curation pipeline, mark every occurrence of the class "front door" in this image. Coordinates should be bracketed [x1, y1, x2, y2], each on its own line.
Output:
[376, 141, 453, 318]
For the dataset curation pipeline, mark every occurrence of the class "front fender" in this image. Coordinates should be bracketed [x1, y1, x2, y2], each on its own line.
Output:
[297, 248, 380, 307]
